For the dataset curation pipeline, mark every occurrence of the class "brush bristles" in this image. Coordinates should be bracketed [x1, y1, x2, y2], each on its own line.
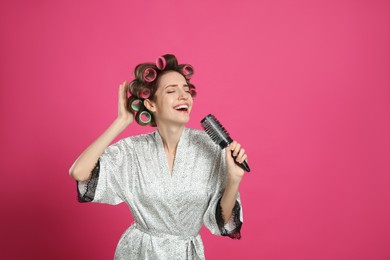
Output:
[201, 114, 232, 149]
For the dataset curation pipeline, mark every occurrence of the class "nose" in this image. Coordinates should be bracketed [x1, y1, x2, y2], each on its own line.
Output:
[178, 89, 189, 100]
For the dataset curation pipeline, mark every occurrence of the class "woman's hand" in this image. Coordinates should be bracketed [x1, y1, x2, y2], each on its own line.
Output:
[226, 140, 248, 184]
[117, 80, 134, 125]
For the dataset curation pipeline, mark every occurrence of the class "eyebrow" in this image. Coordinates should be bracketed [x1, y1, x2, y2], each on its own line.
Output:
[164, 84, 189, 89]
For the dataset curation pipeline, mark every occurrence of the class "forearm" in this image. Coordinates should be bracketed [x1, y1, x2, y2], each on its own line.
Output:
[69, 118, 129, 181]
[220, 179, 241, 225]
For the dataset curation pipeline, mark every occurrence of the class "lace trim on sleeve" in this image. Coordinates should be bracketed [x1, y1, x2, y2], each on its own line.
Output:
[76, 159, 100, 203]
[215, 197, 242, 239]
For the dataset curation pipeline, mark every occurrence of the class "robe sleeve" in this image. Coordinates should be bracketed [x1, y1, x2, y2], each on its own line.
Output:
[203, 147, 243, 239]
[76, 138, 133, 205]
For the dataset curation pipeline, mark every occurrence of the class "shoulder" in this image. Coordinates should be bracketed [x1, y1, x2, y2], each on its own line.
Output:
[186, 128, 226, 173]
[127, 132, 154, 142]
[121, 131, 157, 147]
[187, 127, 211, 143]
[106, 132, 156, 152]
[186, 127, 221, 154]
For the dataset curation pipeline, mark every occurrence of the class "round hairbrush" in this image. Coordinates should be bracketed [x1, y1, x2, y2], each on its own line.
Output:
[201, 114, 251, 172]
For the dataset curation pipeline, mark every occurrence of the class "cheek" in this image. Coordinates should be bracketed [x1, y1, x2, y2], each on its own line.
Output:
[158, 98, 172, 112]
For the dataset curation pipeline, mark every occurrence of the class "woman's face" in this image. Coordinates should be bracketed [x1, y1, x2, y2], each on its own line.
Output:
[144, 70, 193, 126]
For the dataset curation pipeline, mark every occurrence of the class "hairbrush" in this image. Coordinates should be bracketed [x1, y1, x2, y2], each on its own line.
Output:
[201, 114, 251, 172]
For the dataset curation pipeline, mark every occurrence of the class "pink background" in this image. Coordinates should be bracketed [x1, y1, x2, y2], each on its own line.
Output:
[1, 0, 389, 259]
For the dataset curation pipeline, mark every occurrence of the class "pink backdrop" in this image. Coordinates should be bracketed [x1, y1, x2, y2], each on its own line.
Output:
[1, 0, 389, 259]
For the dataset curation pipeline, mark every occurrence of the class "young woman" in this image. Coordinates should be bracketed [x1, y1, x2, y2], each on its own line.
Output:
[69, 54, 248, 259]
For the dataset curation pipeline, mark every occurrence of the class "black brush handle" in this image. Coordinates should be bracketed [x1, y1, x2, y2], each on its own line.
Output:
[231, 152, 251, 172]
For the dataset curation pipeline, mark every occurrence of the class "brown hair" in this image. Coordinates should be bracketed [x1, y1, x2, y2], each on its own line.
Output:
[127, 54, 197, 127]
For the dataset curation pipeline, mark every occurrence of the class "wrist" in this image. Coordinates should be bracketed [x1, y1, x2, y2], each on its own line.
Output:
[227, 176, 242, 187]
[116, 116, 131, 126]
[113, 117, 131, 131]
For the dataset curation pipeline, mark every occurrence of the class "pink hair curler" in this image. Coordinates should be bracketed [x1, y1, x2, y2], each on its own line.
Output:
[143, 67, 157, 82]
[156, 56, 166, 70]
[139, 88, 151, 99]
[189, 88, 197, 96]
[181, 64, 194, 79]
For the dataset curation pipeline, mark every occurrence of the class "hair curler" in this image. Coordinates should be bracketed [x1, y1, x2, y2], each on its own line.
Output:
[181, 64, 194, 79]
[156, 56, 166, 70]
[137, 110, 152, 125]
[139, 88, 151, 99]
[128, 80, 139, 95]
[143, 67, 157, 82]
[130, 98, 142, 112]
[201, 114, 250, 172]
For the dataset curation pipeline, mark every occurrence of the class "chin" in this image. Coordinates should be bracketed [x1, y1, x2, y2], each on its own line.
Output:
[180, 117, 191, 124]
[177, 116, 191, 125]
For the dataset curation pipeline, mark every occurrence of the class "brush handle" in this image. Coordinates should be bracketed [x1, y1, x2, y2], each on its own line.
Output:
[231, 150, 251, 172]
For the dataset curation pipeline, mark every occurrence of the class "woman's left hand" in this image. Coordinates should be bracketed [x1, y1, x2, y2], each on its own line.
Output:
[226, 140, 248, 184]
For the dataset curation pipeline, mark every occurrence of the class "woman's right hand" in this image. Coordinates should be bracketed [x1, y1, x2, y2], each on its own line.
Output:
[117, 80, 134, 125]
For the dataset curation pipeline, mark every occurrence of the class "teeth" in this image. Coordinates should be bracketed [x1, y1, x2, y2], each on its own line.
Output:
[174, 104, 188, 110]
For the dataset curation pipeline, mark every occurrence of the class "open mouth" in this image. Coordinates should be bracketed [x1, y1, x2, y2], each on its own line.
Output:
[174, 104, 189, 113]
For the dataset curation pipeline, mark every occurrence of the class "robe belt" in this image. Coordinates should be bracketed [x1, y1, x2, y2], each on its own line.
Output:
[133, 222, 203, 259]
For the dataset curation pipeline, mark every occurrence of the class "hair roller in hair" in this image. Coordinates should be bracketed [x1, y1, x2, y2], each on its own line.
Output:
[139, 88, 151, 99]
[156, 56, 166, 70]
[181, 64, 194, 79]
[128, 80, 139, 95]
[162, 54, 178, 69]
[189, 88, 197, 98]
[137, 110, 152, 125]
[130, 98, 142, 112]
[143, 67, 157, 82]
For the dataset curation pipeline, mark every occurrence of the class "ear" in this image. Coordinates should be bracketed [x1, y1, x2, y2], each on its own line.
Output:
[143, 99, 157, 113]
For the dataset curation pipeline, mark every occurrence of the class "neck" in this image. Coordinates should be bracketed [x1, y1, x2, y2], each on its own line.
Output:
[157, 125, 185, 154]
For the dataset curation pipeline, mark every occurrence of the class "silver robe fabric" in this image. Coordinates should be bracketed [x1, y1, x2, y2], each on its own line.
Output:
[77, 126, 243, 259]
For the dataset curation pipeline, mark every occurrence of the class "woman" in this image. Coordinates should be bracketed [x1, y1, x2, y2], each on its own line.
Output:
[69, 54, 248, 259]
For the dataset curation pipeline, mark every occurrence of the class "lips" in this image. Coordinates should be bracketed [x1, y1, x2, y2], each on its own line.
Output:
[173, 103, 189, 111]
